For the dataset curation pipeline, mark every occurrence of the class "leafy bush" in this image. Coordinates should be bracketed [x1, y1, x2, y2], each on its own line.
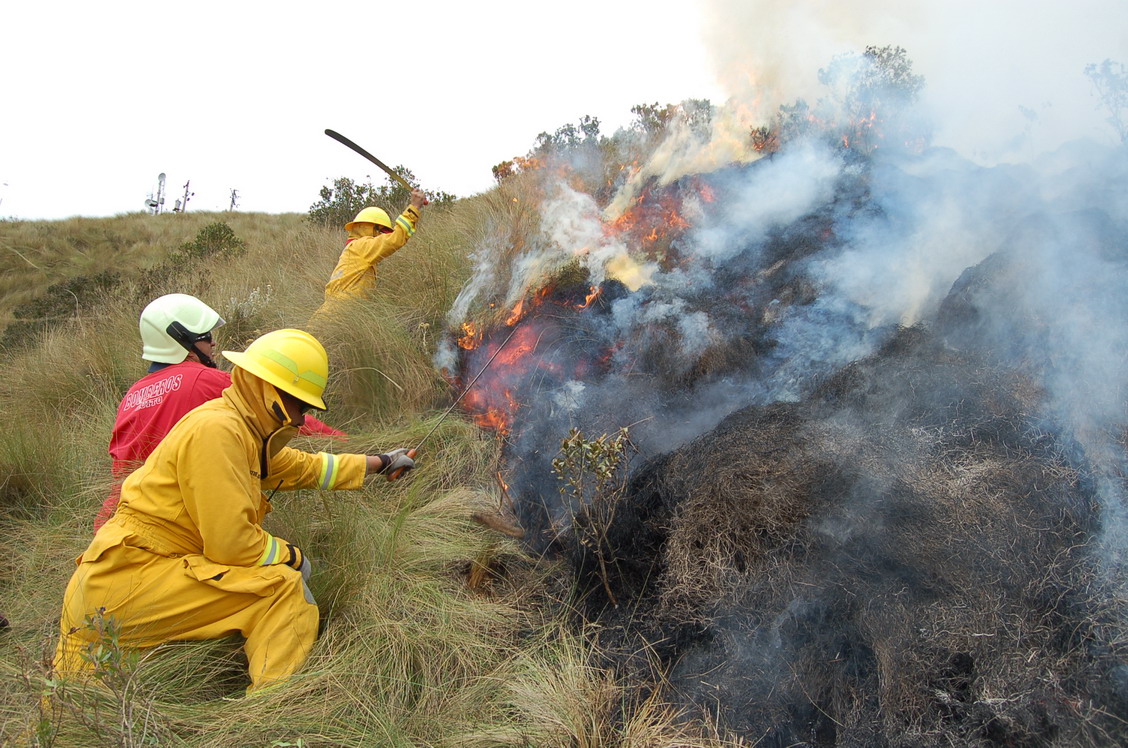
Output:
[1085, 58, 1128, 143]
[751, 45, 929, 156]
[220, 285, 275, 350]
[553, 427, 634, 607]
[175, 222, 246, 261]
[135, 221, 248, 300]
[308, 174, 455, 228]
[307, 176, 389, 228]
[628, 99, 713, 140]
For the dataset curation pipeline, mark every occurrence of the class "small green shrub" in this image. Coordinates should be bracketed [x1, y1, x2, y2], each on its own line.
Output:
[175, 222, 246, 261]
[220, 285, 275, 349]
[552, 427, 634, 607]
[135, 222, 248, 300]
[26, 607, 170, 747]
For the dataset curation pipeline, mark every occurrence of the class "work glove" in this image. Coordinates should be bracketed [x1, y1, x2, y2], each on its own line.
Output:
[378, 448, 416, 476]
[283, 543, 312, 582]
[284, 543, 316, 604]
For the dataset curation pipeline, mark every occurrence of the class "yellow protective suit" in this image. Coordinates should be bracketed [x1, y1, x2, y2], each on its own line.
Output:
[318, 205, 420, 310]
[54, 367, 368, 693]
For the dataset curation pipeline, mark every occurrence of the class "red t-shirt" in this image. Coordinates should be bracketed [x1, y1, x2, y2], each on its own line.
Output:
[93, 361, 345, 530]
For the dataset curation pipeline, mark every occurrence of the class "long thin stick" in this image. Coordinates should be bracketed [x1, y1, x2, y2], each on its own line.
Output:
[386, 324, 522, 481]
[414, 324, 522, 452]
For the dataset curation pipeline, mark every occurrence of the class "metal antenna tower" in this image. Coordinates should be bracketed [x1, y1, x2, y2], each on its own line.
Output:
[228, 188, 240, 211]
[173, 180, 194, 213]
[145, 173, 166, 215]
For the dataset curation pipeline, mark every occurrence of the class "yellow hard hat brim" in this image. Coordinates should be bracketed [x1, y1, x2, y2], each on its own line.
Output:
[222, 350, 328, 410]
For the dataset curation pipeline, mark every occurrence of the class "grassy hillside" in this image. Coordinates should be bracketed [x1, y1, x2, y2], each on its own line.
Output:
[0, 197, 732, 746]
[8, 54, 1123, 745]
[0, 213, 301, 325]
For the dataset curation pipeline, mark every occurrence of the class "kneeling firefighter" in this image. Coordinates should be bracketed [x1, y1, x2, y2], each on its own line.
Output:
[53, 328, 415, 694]
[94, 293, 346, 532]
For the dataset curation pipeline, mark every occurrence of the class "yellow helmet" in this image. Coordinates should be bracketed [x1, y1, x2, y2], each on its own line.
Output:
[345, 206, 392, 232]
[222, 329, 329, 410]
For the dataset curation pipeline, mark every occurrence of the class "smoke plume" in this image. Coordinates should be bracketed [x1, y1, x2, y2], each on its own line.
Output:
[438, 4, 1128, 740]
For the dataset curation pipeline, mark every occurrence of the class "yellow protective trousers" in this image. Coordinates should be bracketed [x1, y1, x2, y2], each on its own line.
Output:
[53, 540, 317, 693]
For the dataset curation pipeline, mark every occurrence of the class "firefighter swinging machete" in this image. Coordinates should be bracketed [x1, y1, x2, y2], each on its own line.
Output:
[314, 129, 429, 314]
[324, 128, 516, 481]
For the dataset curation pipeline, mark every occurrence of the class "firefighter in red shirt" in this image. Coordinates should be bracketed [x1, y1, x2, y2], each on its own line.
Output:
[93, 294, 345, 531]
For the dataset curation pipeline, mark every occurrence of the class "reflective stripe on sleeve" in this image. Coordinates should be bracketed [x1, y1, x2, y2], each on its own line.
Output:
[257, 534, 281, 566]
[396, 215, 415, 237]
[318, 452, 340, 490]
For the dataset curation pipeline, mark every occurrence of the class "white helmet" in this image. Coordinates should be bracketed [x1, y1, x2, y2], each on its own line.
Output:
[139, 293, 225, 366]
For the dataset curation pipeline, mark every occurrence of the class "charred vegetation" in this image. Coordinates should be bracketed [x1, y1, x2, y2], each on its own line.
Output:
[573, 325, 1121, 746]
[445, 68, 1128, 743]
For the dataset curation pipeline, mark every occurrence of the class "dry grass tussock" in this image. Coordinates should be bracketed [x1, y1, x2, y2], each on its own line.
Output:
[441, 175, 551, 330]
[0, 206, 735, 746]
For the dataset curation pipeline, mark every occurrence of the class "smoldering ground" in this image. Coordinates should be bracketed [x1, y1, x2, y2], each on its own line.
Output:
[438, 14, 1128, 743]
[440, 130, 1127, 742]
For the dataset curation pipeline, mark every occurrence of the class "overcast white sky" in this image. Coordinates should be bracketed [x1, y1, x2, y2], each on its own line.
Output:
[2, 1, 1125, 220]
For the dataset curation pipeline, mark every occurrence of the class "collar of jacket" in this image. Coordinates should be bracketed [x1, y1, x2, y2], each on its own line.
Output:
[222, 367, 300, 478]
[346, 222, 386, 240]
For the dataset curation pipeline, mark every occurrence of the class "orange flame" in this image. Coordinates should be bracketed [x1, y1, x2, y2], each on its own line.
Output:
[505, 298, 525, 326]
[504, 286, 555, 327]
[577, 286, 602, 309]
[457, 321, 480, 350]
[471, 402, 515, 435]
[602, 179, 709, 259]
[455, 321, 556, 435]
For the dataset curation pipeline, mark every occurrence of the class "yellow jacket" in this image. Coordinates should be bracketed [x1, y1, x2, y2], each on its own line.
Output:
[93, 367, 367, 567]
[323, 205, 420, 302]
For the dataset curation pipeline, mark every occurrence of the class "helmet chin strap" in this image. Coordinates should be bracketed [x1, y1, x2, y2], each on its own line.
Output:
[165, 321, 217, 368]
[189, 343, 217, 369]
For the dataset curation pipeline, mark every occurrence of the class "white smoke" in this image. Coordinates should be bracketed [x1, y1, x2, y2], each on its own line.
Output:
[604, 107, 765, 219]
[698, 0, 1127, 160]
[814, 150, 1032, 327]
[443, 0, 1128, 568]
[541, 186, 606, 256]
[551, 380, 587, 415]
[691, 141, 842, 264]
[539, 185, 661, 291]
[446, 245, 499, 327]
[610, 296, 718, 362]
